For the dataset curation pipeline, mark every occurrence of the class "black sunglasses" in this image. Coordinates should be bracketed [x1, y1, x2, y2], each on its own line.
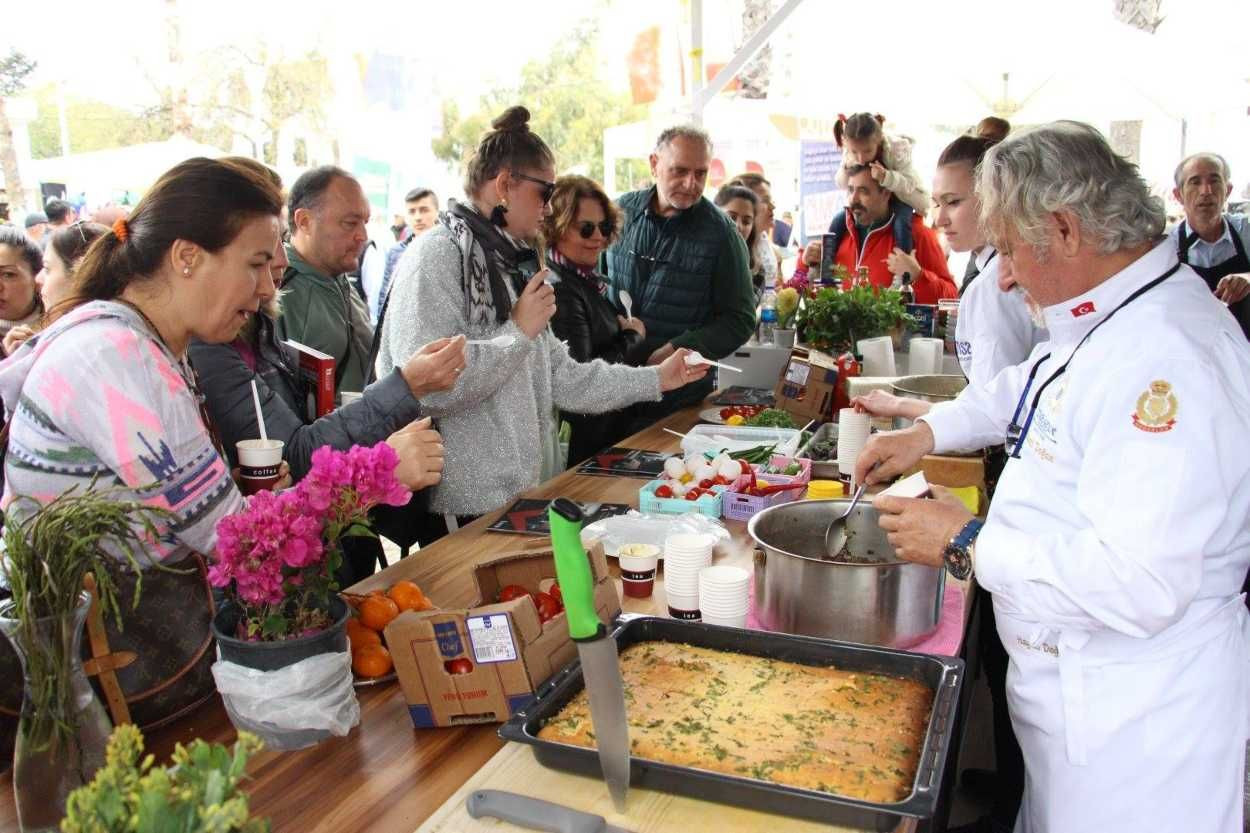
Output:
[577, 220, 613, 240]
[513, 172, 556, 205]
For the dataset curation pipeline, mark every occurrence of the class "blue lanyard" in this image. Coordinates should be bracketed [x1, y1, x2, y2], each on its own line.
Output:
[1005, 261, 1181, 459]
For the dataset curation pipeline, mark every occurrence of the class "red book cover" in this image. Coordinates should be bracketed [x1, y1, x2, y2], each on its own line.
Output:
[283, 339, 335, 420]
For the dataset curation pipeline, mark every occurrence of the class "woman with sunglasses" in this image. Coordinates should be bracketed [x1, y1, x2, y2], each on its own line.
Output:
[377, 106, 709, 542]
[544, 175, 649, 466]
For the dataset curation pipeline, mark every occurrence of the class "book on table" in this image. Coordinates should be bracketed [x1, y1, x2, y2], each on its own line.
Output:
[486, 499, 632, 535]
[575, 447, 670, 479]
[284, 339, 336, 421]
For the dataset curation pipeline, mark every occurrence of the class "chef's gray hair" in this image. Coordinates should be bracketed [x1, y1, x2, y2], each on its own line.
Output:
[654, 125, 713, 156]
[1173, 152, 1231, 188]
[978, 121, 1165, 257]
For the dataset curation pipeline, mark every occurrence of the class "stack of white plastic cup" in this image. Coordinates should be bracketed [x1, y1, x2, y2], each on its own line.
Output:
[837, 408, 872, 482]
[857, 336, 896, 376]
[698, 566, 751, 628]
[663, 533, 715, 619]
[907, 337, 944, 375]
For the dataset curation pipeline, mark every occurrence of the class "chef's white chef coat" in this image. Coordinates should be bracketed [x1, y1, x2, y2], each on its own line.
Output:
[922, 239, 1250, 833]
[954, 247, 1048, 387]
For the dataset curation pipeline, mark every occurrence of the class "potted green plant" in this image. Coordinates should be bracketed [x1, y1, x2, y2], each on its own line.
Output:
[0, 485, 173, 832]
[208, 441, 411, 749]
[796, 284, 912, 354]
[61, 723, 268, 832]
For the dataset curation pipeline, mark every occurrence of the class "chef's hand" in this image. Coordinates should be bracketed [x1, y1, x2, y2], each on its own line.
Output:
[1215, 273, 1250, 304]
[803, 240, 822, 267]
[387, 417, 444, 490]
[874, 486, 973, 568]
[646, 342, 676, 366]
[2, 325, 34, 356]
[401, 335, 466, 397]
[854, 422, 935, 486]
[886, 247, 921, 279]
[657, 348, 709, 392]
[618, 315, 646, 338]
[512, 269, 557, 339]
[852, 390, 931, 420]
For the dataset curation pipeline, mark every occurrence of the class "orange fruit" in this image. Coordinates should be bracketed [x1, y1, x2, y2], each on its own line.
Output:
[388, 580, 432, 613]
[358, 594, 400, 631]
[346, 617, 382, 648]
[352, 644, 393, 678]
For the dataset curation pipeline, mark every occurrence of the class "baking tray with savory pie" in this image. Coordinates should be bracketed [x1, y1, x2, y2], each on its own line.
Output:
[499, 616, 963, 831]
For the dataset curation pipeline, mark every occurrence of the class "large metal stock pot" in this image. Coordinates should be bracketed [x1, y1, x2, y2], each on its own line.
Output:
[747, 499, 945, 648]
[890, 374, 967, 428]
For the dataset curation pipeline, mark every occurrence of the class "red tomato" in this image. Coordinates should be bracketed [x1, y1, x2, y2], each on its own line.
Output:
[719, 408, 733, 420]
[654, 484, 674, 498]
[444, 657, 474, 675]
[684, 489, 702, 501]
[534, 591, 561, 622]
[712, 474, 728, 486]
[548, 582, 562, 608]
[498, 584, 530, 603]
[698, 478, 713, 489]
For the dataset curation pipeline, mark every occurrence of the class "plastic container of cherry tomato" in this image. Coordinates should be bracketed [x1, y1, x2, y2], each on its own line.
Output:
[639, 480, 729, 518]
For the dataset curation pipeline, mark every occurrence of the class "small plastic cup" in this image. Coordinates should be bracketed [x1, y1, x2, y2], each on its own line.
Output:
[618, 544, 660, 599]
[236, 438, 285, 495]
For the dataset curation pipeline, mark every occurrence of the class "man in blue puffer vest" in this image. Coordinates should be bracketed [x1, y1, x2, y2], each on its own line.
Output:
[603, 125, 756, 430]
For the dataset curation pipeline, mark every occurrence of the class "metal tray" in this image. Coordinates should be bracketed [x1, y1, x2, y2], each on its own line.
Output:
[797, 422, 839, 479]
[499, 616, 963, 831]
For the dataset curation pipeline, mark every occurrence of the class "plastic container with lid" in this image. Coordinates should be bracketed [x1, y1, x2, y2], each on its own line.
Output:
[805, 480, 845, 499]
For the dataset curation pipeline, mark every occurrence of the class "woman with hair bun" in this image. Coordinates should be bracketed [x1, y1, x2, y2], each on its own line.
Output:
[377, 106, 709, 541]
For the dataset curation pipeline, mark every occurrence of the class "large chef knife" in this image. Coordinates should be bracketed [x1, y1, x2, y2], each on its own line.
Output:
[548, 498, 630, 812]
[466, 790, 634, 833]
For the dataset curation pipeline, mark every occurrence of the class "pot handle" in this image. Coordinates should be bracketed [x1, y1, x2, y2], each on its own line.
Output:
[913, 669, 961, 795]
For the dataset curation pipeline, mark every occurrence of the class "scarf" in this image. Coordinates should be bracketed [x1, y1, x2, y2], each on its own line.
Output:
[442, 200, 538, 329]
[548, 247, 608, 296]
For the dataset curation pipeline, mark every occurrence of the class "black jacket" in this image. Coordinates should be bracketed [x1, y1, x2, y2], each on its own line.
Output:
[189, 314, 422, 482]
[548, 257, 647, 366]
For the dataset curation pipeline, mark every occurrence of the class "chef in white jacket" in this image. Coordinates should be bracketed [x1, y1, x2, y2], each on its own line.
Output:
[857, 121, 1250, 833]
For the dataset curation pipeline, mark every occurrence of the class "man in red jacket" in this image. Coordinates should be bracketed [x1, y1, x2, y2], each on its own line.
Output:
[833, 165, 957, 303]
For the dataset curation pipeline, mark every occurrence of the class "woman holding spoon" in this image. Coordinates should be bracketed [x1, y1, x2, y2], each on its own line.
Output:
[376, 106, 709, 542]
[543, 175, 649, 465]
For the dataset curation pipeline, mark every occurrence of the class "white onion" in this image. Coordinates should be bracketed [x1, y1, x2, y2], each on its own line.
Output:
[718, 460, 743, 481]
[664, 457, 687, 479]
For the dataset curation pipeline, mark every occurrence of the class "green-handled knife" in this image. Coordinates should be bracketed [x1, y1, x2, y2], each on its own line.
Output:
[548, 498, 630, 812]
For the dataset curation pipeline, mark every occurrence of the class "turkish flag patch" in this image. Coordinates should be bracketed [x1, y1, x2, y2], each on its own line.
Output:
[1070, 301, 1096, 317]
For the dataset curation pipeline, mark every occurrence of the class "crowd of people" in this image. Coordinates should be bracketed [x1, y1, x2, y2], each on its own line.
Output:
[0, 102, 1249, 833]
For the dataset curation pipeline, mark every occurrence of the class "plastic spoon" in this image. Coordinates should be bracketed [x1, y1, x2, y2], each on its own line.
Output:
[619, 289, 634, 321]
[465, 335, 516, 347]
[684, 350, 742, 372]
[250, 380, 268, 443]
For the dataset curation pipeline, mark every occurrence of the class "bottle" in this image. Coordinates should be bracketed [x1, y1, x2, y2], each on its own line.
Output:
[758, 288, 778, 345]
[899, 273, 915, 305]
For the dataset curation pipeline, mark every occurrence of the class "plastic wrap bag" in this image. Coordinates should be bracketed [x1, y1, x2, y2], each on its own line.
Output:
[581, 510, 731, 557]
[211, 650, 359, 751]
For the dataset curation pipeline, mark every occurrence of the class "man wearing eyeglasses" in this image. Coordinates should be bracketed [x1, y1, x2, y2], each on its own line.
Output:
[603, 125, 756, 427]
[855, 122, 1250, 833]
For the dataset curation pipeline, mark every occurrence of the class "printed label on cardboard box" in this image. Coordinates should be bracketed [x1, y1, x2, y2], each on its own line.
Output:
[784, 360, 811, 386]
[433, 620, 465, 659]
[467, 614, 518, 664]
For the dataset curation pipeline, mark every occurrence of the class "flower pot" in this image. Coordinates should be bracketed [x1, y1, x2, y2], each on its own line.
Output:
[1, 592, 113, 833]
[212, 597, 350, 672]
[211, 597, 356, 751]
[773, 327, 797, 349]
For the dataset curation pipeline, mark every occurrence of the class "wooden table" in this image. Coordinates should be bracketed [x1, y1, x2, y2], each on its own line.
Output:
[0, 406, 728, 833]
[1, 404, 974, 833]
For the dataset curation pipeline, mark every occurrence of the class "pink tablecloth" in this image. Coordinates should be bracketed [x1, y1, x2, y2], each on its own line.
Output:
[745, 580, 968, 658]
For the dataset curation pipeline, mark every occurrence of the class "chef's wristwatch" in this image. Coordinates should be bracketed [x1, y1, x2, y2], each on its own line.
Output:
[943, 519, 983, 580]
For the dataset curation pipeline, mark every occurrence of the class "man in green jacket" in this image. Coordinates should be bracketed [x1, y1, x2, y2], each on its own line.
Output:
[280, 166, 375, 394]
[603, 125, 756, 424]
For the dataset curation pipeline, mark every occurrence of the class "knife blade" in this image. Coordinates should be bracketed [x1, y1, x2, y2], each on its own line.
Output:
[548, 498, 630, 812]
[466, 789, 634, 833]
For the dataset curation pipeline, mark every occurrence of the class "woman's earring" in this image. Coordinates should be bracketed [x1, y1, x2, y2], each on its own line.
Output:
[183, 267, 190, 276]
[490, 200, 509, 228]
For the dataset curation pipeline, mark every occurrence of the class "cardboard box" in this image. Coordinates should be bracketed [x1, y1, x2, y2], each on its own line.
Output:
[374, 542, 620, 729]
[773, 347, 841, 423]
